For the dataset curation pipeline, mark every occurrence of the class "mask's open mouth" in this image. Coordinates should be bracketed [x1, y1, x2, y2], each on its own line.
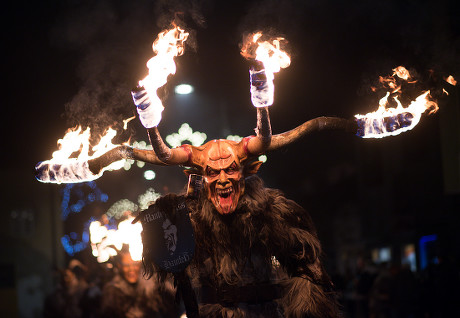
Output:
[217, 186, 233, 198]
[214, 186, 236, 214]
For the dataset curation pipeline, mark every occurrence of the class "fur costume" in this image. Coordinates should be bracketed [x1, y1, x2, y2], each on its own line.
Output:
[141, 175, 340, 318]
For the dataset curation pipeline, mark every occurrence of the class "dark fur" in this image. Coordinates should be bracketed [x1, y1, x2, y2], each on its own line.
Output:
[141, 176, 340, 317]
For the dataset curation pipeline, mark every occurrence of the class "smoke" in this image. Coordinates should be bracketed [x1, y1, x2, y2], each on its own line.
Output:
[51, 0, 208, 136]
[50, 0, 459, 137]
[50, 1, 152, 135]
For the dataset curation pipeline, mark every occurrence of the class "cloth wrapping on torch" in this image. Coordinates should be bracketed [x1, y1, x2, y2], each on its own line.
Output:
[131, 86, 163, 128]
[355, 112, 414, 138]
[35, 160, 98, 184]
[250, 67, 273, 107]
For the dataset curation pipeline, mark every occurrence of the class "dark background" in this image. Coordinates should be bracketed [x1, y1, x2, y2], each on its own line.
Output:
[2, 0, 459, 317]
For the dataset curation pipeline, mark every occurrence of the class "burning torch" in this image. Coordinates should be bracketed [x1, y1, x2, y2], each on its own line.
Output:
[130, 24, 199, 318]
[130, 25, 191, 165]
[241, 32, 292, 151]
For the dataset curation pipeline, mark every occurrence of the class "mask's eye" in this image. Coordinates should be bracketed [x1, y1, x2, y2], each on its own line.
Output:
[206, 166, 219, 177]
[225, 162, 238, 175]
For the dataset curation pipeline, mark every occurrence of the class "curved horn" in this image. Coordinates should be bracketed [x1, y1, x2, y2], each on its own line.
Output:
[87, 145, 168, 175]
[267, 116, 358, 151]
[246, 106, 272, 155]
[147, 126, 190, 165]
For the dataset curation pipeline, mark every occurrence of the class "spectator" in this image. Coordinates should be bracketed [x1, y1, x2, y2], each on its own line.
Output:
[368, 262, 395, 318]
[43, 259, 88, 318]
[100, 245, 177, 318]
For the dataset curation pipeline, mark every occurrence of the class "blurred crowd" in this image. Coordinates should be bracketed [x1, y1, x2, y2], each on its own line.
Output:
[42, 251, 459, 318]
[335, 256, 460, 318]
[43, 247, 182, 318]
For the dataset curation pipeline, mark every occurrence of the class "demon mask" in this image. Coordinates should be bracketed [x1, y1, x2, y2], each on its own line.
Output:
[185, 138, 262, 215]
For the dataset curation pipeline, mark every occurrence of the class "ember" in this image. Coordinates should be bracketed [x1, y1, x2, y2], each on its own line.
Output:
[445, 75, 457, 86]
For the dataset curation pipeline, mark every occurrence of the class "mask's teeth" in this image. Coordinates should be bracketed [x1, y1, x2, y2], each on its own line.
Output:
[217, 186, 233, 197]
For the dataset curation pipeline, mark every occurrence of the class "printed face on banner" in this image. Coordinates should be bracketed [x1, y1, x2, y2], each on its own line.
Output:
[140, 200, 195, 273]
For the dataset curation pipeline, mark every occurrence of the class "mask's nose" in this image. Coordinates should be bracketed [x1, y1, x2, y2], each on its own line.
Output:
[217, 170, 230, 186]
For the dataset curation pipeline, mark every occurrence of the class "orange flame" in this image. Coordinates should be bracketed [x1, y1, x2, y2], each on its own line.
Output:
[36, 126, 126, 183]
[89, 215, 143, 263]
[122, 115, 136, 130]
[137, 25, 189, 126]
[355, 66, 438, 138]
[241, 32, 291, 73]
[393, 66, 411, 80]
[445, 75, 457, 86]
[241, 32, 291, 107]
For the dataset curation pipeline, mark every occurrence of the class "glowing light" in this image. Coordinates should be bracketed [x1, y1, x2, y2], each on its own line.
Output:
[119, 217, 143, 261]
[445, 75, 457, 86]
[61, 182, 108, 220]
[122, 116, 136, 130]
[138, 188, 161, 211]
[106, 199, 139, 220]
[419, 234, 438, 270]
[144, 170, 156, 180]
[226, 135, 243, 142]
[89, 215, 143, 262]
[123, 141, 152, 171]
[61, 217, 95, 256]
[226, 134, 267, 162]
[166, 123, 207, 147]
[175, 84, 194, 95]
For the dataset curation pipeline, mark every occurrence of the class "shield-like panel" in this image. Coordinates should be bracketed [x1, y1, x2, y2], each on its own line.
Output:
[140, 198, 195, 273]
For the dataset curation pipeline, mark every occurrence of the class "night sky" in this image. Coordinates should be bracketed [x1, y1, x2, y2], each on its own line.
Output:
[3, 0, 460, 259]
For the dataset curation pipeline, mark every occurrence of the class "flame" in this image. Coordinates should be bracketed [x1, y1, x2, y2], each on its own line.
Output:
[89, 215, 143, 263]
[137, 25, 189, 126]
[241, 32, 291, 107]
[123, 115, 136, 130]
[246, 32, 291, 74]
[393, 66, 411, 80]
[36, 126, 125, 183]
[355, 67, 438, 138]
[445, 75, 457, 86]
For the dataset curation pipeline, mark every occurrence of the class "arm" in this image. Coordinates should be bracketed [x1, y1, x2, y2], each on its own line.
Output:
[266, 192, 339, 318]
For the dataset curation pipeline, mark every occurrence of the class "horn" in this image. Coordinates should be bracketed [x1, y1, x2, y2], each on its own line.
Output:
[87, 145, 167, 175]
[147, 127, 191, 165]
[246, 106, 272, 155]
[87, 117, 356, 175]
[267, 116, 358, 151]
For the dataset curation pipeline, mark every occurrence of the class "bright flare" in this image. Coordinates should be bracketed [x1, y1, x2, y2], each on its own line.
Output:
[175, 84, 194, 95]
[445, 75, 457, 86]
[36, 126, 125, 183]
[355, 66, 438, 138]
[89, 215, 143, 263]
[241, 32, 291, 107]
[135, 25, 189, 128]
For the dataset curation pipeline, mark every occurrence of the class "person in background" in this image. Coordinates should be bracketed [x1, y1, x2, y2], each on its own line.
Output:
[43, 259, 88, 318]
[100, 244, 177, 318]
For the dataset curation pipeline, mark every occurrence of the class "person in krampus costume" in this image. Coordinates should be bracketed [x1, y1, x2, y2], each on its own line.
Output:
[134, 130, 347, 317]
[127, 52, 357, 315]
[81, 39, 355, 315]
